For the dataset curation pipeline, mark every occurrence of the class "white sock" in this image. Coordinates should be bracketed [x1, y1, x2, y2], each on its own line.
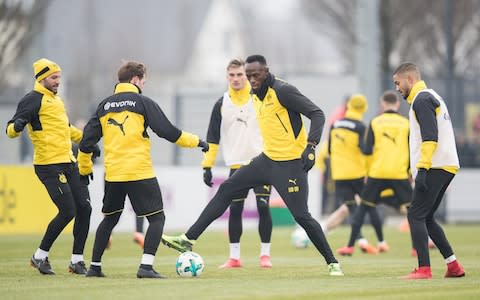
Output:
[260, 243, 271, 257]
[141, 254, 155, 265]
[357, 238, 368, 247]
[91, 261, 102, 267]
[71, 254, 84, 264]
[378, 240, 387, 246]
[445, 254, 457, 264]
[229, 243, 240, 260]
[34, 248, 48, 260]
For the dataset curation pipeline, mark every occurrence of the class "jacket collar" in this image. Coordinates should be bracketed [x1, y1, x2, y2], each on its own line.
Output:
[253, 73, 274, 101]
[114, 82, 142, 94]
[33, 81, 56, 98]
[407, 80, 427, 104]
[228, 80, 251, 105]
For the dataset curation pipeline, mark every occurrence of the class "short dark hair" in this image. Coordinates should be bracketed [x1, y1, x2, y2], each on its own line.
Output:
[393, 62, 420, 77]
[245, 54, 267, 65]
[382, 90, 399, 104]
[118, 61, 146, 82]
[227, 58, 245, 70]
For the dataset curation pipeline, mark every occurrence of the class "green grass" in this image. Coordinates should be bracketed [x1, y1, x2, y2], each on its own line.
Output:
[1, 225, 479, 300]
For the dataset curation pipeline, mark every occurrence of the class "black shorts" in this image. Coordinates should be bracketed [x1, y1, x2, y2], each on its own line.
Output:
[229, 168, 271, 200]
[335, 178, 364, 206]
[34, 162, 90, 207]
[103, 177, 163, 216]
[361, 178, 412, 209]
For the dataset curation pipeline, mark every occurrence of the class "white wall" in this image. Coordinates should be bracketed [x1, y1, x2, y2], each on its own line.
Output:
[447, 169, 480, 223]
[89, 166, 322, 233]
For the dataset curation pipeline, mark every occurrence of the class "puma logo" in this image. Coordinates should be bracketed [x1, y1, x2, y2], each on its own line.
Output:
[382, 132, 396, 144]
[288, 178, 300, 193]
[108, 115, 129, 135]
[236, 117, 248, 127]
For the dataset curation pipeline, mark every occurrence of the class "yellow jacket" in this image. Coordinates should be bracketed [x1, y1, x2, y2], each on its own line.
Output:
[6, 81, 82, 164]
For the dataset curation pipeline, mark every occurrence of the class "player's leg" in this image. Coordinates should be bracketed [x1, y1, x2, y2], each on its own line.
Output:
[423, 170, 464, 278]
[390, 180, 413, 253]
[67, 163, 92, 274]
[401, 170, 447, 279]
[253, 184, 273, 267]
[86, 181, 126, 277]
[31, 164, 77, 275]
[133, 216, 145, 248]
[320, 204, 349, 233]
[127, 178, 166, 278]
[219, 168, 248, 268]
[162, 154, 271, 252]
[321, 180, 354, 234]
[272, 159, 343, 276]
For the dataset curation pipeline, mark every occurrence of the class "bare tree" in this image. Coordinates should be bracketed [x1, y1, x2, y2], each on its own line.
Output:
[301, 0, 480, 78]
[300, 0, 357, 73]
[0, 0, 51, 90]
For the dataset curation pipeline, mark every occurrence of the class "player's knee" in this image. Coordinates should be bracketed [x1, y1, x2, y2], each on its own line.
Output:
[147, 211, 165, 225]
[407, 211, 422, 223]
[229, 201, 244, 217]
[60, 207, 76, 223]
[76, 201, 92, 219]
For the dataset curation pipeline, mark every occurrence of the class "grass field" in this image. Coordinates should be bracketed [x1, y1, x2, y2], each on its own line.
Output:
[1, 225, 479, 300]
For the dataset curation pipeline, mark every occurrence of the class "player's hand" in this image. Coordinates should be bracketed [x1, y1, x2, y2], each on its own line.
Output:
[92, 144, 101, 160]
[80, 173, 94, 186]
[415, 168, 428, 192]
[198, 140, 209, 152]
[203, 167, 213, 187]
[13, 118, 28, 132]
[301, 144, 316, 172]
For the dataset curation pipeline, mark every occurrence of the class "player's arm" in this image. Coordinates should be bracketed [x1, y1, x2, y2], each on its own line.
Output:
[202, 98, 222, 168]
[357, 122, 372, 171]
[412, 93, 439, 170]
[143, 96, 205, 149]
[6, 93, 40, 138]
[277, 84, 325, 145]
[327, 124, 334, 155]
[69, 124, 83, 144]
[363, 123, 374, 155]
[78, 113, 103, 176]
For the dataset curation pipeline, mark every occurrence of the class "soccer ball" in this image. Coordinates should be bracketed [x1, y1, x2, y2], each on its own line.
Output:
[176, 251, 205, 277]
[291, 227, 310, 248]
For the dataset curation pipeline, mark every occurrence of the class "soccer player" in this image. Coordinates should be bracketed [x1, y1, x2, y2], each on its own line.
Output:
[327, 94, 381, 255]
[78, 61, 208, 278]
[393, 62, 465, 279]
[202, 59, 273, 268]
[6, 58, 98, 275]
[163, 54, 344, 276]
[337, 90, 412, 256]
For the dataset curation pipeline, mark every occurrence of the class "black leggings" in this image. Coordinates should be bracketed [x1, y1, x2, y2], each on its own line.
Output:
[408, 169, 455, 267]
[186, 153, 338, 265]
[91, 211, 165, 262]
[35, 163, 91, 255]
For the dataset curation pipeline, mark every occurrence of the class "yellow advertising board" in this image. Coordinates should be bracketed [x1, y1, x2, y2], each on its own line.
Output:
[0, 165, 73, 234]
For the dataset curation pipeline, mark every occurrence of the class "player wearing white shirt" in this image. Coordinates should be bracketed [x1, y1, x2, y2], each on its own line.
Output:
[201, 59, 273, 268]
[393, 62, 465, 280]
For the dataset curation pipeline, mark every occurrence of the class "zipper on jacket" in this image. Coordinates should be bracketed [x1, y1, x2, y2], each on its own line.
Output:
[275, 113, 288, 133]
